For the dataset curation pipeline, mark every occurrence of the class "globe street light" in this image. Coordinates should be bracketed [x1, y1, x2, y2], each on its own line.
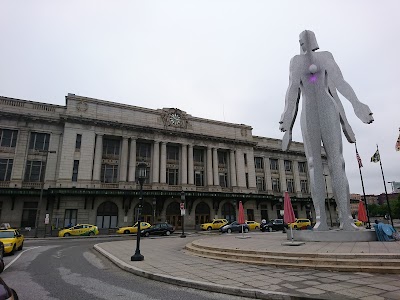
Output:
[131, 162, 148, 261]
[180, 191, 186, 238]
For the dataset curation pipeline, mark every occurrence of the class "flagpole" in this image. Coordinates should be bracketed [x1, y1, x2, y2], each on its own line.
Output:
[376, 144, 394, 227]
[355, 143, 371, 229]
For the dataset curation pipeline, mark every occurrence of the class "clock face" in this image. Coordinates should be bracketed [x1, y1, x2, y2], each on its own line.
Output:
[169, 113, 182, 125]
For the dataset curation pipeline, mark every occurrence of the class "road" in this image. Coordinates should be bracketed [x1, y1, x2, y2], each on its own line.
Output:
[1, 236, 254, 300]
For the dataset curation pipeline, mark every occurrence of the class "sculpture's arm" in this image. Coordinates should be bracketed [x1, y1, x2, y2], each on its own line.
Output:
[279, 56, 301, 132]
[325, 52, 374, 124]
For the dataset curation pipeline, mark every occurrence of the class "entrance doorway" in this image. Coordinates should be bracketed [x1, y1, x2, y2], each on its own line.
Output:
[166, 202, 181, 229]
[221, 202, 236, 223]
[133, 202, 153, 223]
[96, 201, 118, 228]
[195, 202, 210, 226]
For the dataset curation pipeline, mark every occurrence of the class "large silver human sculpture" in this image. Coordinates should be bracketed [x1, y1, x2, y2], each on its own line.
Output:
[279, 30, 374, 231]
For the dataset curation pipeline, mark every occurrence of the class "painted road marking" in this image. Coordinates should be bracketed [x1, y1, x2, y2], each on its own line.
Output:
[4, 246, 41, 271]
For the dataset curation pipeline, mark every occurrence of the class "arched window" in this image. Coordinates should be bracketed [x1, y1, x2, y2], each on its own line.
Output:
[166, 202, 181, 228]
[96, 201, 118, 228]
[133, 202, 153, 223]
[195, 202, 211, 225]
[221, 202, 236, 223]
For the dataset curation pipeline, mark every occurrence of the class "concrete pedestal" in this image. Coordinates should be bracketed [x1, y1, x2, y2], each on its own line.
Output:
[287, 229, 377, 242]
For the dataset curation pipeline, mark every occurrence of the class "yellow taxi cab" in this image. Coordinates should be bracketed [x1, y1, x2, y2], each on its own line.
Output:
[0, 229, 24, 255]
[245, 221, 261, 230]
[287, 218, 311, 229]
[200, 219, 228, 231]
[116, 222, 151, 234]
[354, 219, 363, 227]
[58, 224, 99, 237]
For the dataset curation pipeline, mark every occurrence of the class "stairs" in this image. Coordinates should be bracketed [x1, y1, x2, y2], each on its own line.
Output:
[185, 241, 400, 274]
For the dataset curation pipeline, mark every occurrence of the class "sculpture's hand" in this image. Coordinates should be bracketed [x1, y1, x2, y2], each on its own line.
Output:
[354, 102, 374, 124]
[279, 114, 291, 132]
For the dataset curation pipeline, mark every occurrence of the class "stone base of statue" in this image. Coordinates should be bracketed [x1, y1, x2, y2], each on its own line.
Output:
[287, 229, 377, 242]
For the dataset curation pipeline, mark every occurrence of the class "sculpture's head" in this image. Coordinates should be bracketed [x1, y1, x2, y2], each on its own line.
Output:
[299, 30, 319, 53]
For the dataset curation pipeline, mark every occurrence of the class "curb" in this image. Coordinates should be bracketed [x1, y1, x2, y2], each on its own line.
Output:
[93, 243, 331, 300]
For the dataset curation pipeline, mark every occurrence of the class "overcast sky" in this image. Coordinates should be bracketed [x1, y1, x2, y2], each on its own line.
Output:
[1, 1, 399, 195]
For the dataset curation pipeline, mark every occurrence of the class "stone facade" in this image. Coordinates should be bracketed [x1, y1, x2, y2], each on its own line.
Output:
[0, 94, 336, 234]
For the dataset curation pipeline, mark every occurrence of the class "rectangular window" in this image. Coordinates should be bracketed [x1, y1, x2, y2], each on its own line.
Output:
[286, 178, 294, 193]
[260, 204, 268, 221]
[298, 162, 307, 173]
[0, 159, 13, 181]
[219, 172, 228, 187]
[167, 168, 179, 185]
[100, 164, 119, 183]
[29, 132, 50, 151]
[194, 170, 204, 186]
[21, 201, 38, 228]
[72, 160, 79, 182]
[64, 209, 78, 228]
[256, 176, 265, 191]
[272, 177, 280, 192]
[136, 142, 151, 160]
[284, 160, 292, 172]
[300, 180, 308, 193]
[24, 160, 45, 182]
[270, 159, 279, 171]
[167, 145, 179, 161]
[218, 151, 227, 165]
[103, 138, 120, 156]
[75, 134, 82, 150]
[193, 148, 204, 163]
[0, 129, 18, 148]
[245, 173, 249, 188]
[254, 157, 263, 170]
[244, 153, 247, 166]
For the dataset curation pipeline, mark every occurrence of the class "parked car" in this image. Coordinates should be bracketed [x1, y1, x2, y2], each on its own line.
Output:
[0, 241, 4, 273]
[116, 222, 151, 234]
[354, 219, 363, 227]
[58, 224, 99, 237]
[220, 221, 250, 233]
[260, 219, 287, 232]
[141, 223, 175, 237]
[0, 277, 18, 300]
[200, 219, 228, 231]
[0, 229, 24, 255]
[287, 218, 311, 229]
[245, 221, 260, 230]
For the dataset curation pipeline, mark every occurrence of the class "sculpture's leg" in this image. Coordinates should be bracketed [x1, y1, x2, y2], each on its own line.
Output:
[321, 106, 358, 231]
[301, 111, 329, 231]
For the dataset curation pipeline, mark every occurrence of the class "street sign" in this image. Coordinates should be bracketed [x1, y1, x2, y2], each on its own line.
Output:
[44, 218, 49, 225]
[180, 209, 186, 216]
[180, 202, 185, 210]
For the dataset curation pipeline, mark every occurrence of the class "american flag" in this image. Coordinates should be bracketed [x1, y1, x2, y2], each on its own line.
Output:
[396, 128, 400, 151]
[356, 151, 363, 168]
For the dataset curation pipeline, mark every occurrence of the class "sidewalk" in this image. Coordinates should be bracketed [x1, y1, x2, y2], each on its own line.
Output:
[94, 232, 400, 300]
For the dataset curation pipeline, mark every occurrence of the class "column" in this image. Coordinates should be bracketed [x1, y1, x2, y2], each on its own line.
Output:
[235, 149, 246, 187]
[128, 138, 137, 182]
[152, 141, 160, 183]
[160, 142, 167, 183]
[119, 137, 129, 182]
[264, 157, 272, 192]
[246, 150, 256, 188]
[229, 150, 237, 187]
[206, 146, 213, 186]
[213, 148, 219, 186]
[92, 134, 103, 181]
[293, 161, 301, 193]
[181, 144, 188, 185]
[188, 144, 194, 185]
[279, 159, 287, 192]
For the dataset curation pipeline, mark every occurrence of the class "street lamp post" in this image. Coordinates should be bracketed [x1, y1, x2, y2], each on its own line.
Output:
[152, 198, 157, 224]
[180, 191, 186, 238]
[131, 162, 148, 261]
[323, 174, 334, 227]
[34, 150, 56, 238]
